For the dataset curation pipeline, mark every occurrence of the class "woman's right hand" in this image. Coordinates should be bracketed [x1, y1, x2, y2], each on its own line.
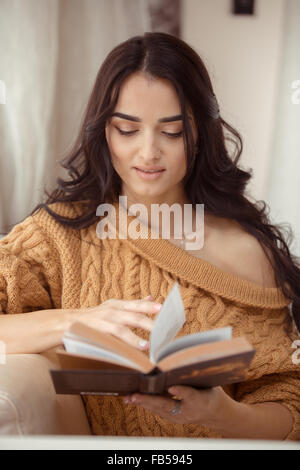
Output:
[72, 295, 162, 351]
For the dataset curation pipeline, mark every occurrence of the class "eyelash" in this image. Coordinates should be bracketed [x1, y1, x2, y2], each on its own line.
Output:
[115, 127, 183, 138]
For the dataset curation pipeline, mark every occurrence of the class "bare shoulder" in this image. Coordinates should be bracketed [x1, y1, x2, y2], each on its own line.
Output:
[213, 219, 278, 288]
[228, 223, 277, 287]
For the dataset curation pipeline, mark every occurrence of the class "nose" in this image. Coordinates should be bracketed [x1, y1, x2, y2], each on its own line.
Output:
[140, 135, 162, 162]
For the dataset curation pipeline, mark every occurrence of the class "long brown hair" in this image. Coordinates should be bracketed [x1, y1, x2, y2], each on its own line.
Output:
[30, 32, 300, 331]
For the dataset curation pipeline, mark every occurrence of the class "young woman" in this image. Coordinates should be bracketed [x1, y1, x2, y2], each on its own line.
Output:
[0, 32, 300, 440]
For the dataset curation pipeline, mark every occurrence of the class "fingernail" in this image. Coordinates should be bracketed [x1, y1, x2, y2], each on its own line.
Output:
[154, 304, 162, 310]
[131, 395, 141, 403]
[139, 339, 149, 348]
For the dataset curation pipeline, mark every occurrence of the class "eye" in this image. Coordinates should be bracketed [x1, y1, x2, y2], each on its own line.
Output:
[115, 127, 137, 136]
[164, 131, 183, 138]
[115, 126, 183, 138]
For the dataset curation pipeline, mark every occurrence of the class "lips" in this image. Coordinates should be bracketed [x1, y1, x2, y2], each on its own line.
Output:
[134, 167, 166, 180]
[134, 167, 165, 172]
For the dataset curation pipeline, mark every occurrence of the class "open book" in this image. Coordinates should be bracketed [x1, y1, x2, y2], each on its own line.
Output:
[50, 282, 256, 396]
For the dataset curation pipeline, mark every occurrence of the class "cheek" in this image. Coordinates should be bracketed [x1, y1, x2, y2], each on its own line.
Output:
[110, 152, 128, 175]
[106, 128, 133, 178]
[110, 151, 136, 186]
[108, 140, 131, 171]
[106, 127, 123, 159]
[172, 153, 187, 178]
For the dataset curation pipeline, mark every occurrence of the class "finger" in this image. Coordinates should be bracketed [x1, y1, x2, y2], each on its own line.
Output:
[98, 320, 150, 350]
[108, 299, 162, 315]
[167, 385, 196, 400]
[125, 393, 182, 418]
[108, 310, 155, 332]
[168, 385, 211, 401]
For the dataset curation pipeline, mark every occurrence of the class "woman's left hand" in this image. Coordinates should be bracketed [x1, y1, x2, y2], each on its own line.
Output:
[123, 385, 236, 429]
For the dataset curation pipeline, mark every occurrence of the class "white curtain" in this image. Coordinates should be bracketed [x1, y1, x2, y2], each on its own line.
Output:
[266, 0, 300, 256]
[0, 0, 151, 234]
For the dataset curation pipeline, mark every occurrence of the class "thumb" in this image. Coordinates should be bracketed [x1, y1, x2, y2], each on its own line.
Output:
[144, 295, 155, 301]
[168, 385, 196, 399]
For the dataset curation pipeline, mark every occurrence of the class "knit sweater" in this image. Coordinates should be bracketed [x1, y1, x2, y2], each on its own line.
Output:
[0, 199, 300, 440]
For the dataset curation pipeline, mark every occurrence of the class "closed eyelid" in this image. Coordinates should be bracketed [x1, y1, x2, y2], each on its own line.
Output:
[113, 124, 183, 132]
[115, 126, 183, 136]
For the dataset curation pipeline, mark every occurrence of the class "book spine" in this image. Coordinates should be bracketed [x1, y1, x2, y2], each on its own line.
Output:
[139, 372, 166, 394]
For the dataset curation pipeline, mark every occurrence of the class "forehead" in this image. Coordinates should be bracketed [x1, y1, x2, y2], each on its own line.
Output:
[111, 73, 195, 124]
[114, 73, 181, 110]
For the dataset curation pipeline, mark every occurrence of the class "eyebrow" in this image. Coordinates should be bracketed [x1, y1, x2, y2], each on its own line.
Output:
[111, 112, 183, 123]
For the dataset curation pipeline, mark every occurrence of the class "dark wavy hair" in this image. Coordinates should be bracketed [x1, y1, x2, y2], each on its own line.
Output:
[30, 31, 300, 331]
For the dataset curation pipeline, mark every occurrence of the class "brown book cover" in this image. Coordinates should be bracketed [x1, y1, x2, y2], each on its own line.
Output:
[50, 282, 256, 396]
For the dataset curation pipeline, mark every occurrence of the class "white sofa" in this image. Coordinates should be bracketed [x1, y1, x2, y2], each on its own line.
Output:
[0, 348, 91, 435]
[1, 351, 300, 449]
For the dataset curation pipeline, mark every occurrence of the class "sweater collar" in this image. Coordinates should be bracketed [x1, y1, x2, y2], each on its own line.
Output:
[94, 199, 291, 309]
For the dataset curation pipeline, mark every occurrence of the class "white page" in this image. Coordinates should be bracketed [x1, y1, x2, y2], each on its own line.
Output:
[156, 327, 232, 362]
[62, 336, 139, 370]
[149, 282, 186, 363]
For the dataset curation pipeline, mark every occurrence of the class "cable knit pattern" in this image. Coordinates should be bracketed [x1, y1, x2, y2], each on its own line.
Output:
[0, 200, 300, 440]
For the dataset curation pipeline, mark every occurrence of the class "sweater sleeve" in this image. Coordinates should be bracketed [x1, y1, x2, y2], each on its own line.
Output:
[234, 370, 300, 441]
[0, 214, 62, 315]
[232, 304, 300, 441]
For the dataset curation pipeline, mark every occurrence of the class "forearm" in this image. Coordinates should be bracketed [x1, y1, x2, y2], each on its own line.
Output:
[0, 308, 77, 354]
[210, 393, 294, 440]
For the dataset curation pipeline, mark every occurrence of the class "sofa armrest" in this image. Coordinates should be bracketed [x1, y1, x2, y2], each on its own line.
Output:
[0, 349, 91, 435]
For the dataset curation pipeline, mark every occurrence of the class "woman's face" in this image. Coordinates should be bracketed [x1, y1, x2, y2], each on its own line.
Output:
[105, 72, 197, 204]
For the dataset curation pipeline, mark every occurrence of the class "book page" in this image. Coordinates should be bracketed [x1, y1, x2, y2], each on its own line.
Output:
[150, 282, 186, 363]
[157, 336, 255, 372]
[62, 335, 140, 369]
[156, 327, 232, 362]
[64, 321, 153, 372]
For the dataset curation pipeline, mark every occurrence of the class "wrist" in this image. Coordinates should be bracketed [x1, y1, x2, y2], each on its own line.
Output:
[204, 391, 294, 440]
[53, 308, 80, 341]
[64, 307, 82, 328]
[204, 387, 243, 435]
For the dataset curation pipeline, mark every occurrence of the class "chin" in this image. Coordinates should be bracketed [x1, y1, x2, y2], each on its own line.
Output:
[132, 186, 166, 197]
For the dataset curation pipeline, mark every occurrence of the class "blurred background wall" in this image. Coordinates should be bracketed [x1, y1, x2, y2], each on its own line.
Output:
[184, 0, 285, 201]
[0, 0, 299, 254]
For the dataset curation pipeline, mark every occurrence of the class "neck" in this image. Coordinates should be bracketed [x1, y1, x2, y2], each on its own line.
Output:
[119, 190, 199, 240]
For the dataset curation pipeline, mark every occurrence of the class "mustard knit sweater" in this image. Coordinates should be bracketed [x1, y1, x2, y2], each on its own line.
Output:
[0, 200, 300, 440]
